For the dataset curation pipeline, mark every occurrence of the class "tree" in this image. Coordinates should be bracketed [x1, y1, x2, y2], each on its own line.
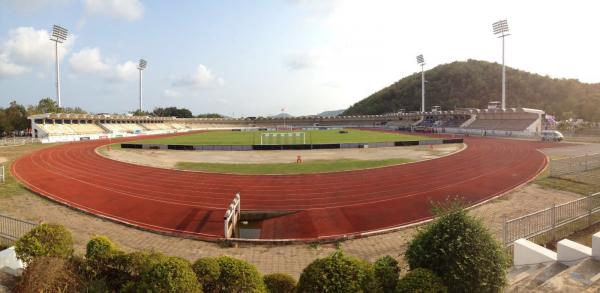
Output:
[4, 101, 28, 132]
[405, 199, 510, 293]
[28, 97, 61, 114]
[297, 251, 376, 293]
[196, 113, 224, 118]
[153, 107, 193, 118]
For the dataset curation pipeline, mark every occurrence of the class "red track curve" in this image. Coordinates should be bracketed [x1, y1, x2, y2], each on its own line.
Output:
[11, 133, 557, 241]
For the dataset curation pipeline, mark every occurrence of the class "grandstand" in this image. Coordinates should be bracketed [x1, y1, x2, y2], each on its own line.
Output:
[28, 107, 546, 143]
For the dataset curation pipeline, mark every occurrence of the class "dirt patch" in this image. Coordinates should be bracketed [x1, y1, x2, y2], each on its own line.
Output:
[99, 144, 464, 169]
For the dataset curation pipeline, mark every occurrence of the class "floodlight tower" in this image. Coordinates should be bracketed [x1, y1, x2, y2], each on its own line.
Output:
[493, 19, 510, 110]
[50, 25, 68, 107]
[137, 59, 147, 112]
[416, 54, 426, 113]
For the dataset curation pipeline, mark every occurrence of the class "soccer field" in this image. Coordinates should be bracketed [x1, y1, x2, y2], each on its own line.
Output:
[131, 129, 432, 145]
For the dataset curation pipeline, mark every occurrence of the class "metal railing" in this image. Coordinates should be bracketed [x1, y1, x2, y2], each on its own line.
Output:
[550, 153, 600, 177]
[0, 214, 38, 247]
[503, 192, 600, 247]
[0, 137, 39, 146]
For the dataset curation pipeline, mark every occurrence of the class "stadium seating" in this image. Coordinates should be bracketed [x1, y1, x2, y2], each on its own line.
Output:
[102, 123, 144, 133]
[67, 124, 105, 134]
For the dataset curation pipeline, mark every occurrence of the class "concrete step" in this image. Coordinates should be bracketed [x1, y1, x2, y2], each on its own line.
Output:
[537, 258, 600, 292]
[507, 262, 568, 292]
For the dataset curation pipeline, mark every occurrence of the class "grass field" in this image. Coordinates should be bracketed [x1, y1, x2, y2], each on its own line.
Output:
[130, 129, 431, 145]
[176, 158, 412, 174]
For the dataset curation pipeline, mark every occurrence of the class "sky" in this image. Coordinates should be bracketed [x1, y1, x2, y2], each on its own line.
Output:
[1, 0, 600, 116]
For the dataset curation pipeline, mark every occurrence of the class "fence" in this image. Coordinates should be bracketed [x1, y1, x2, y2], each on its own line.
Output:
[503, 192, 600, 248]
[0, 214, 38, 247]
[0, 137, 38, 146]
[550, 153, 600, 177]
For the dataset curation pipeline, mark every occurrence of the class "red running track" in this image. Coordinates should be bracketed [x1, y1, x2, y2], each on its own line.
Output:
[12, 134, 556, 241]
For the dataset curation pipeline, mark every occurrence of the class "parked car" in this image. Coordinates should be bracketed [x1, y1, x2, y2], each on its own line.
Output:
[541, 130, 564, 142]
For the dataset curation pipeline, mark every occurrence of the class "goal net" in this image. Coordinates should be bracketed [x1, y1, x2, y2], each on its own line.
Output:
[260, 132, 306, 145]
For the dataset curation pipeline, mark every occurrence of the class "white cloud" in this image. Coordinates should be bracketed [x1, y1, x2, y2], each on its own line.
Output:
[286, 53, 319, 70]
[83, 0, 144, 21]
[172, 64, 224, 88]
[69, 47, 110, 73]
[113, 61, 138, 81]
[3, 26, 74, 65]
[0, 53, 29, 78]
[162, 64, 224, 99]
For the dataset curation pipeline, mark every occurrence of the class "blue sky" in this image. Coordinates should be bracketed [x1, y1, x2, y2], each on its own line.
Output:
[1, 1, 600, 116]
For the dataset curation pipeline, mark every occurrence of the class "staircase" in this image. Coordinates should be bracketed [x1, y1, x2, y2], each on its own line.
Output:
[507, 233, 600, 292]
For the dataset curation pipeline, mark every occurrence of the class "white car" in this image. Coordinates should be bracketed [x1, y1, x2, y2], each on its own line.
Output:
[541, 130, 564, 142]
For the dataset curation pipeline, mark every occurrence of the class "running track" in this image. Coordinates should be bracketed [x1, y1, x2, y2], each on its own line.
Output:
[12, 134, 558, 241]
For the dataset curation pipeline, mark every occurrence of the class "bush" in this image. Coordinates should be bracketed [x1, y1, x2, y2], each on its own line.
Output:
[136, 256, 202, 293]
[14, 223, 73, 263]
[86, 236, 118, 272]
[297, 251, 376, 293]
[193, 257, 221, 293]
[373, 256, 400, 293]
[396, 268, 447, 293]
[15, 256, 84, 292]
[405, 200, 510, 292]
[264, 273, 296, 293]
[215, 256, 266, 293]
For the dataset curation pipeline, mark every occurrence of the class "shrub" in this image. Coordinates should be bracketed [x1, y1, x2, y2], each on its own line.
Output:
[263, 273, 297, 293]
[297, 250, 376, 293]
[14, 223, 73, 263]
[192, 257, 221, 293]
[15, 256, 84, 292]
[136, 256, 202, 293]
[215, 256, 266, 293]
[396, 268, 447, 293]
[405, 200, 510, 293]
[373, 256, 400, 293]
[86, 236, 118, 273]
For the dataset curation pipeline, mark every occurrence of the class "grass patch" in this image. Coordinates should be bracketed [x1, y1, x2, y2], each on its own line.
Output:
[536, 176, 600, 196]
[0, 143, 54, 198]
[128, 129, 432, 146]
[176, 158, 412, 175]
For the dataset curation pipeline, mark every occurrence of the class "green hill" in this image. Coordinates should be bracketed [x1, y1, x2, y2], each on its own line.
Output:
[343, 59, 600, 121]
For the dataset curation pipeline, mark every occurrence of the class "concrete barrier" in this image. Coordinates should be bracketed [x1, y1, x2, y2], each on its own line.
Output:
[557, 239, 592, 266]
[592, 232, 600, 260]
[514, 239, 557, 266]
[0, 247, 24, 276]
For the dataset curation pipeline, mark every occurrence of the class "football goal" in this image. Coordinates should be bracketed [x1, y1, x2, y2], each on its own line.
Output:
[260, 132, 306, 145]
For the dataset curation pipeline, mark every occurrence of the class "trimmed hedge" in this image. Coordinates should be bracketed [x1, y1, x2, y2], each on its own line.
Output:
[297, 251, 376, 293]
[215, 256, 266, 293]
[405, 201, 510, 292]
[396, 268, 447, 293]
[263, 273, 297, 293]
[14, 223, 74, 263]
[373, 256, 400, 293]
[193, 257, 221, 293]
[136, 256, 202, 293]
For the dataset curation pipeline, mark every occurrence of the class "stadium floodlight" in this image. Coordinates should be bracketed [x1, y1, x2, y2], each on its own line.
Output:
[416, 54, 425, 113]
[492, 19, 510, 110]
[137, 59, 147, 112]
[50, 25, 68, 107]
